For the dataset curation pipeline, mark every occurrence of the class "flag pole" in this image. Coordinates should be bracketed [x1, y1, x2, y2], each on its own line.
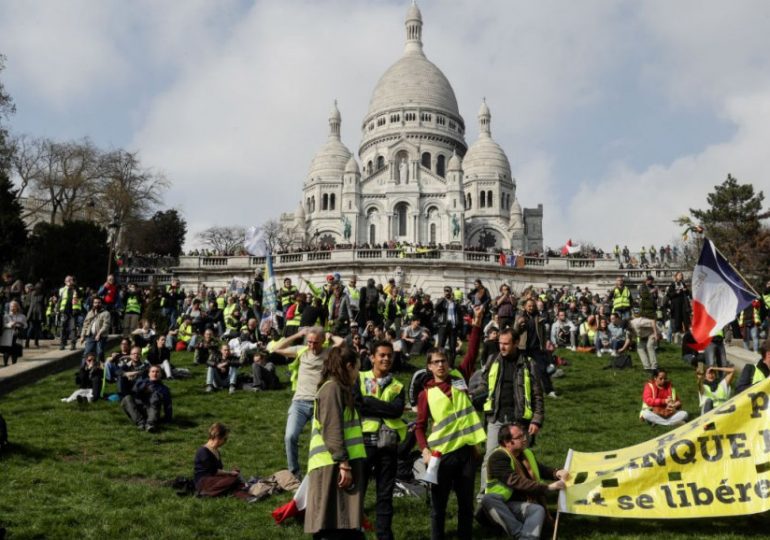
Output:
[551, 509, 561, 540]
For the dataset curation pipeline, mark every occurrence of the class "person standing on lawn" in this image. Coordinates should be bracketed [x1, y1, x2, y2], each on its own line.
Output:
[304, 346, 366, 539]
[414, 306, 485, 540]
[478, 422, 568, 539]
[354, 340, 407, 540]
[274, 326, 344, 477]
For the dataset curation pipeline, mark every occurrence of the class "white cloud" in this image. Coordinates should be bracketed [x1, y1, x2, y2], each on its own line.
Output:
[563, 90, 770, 249]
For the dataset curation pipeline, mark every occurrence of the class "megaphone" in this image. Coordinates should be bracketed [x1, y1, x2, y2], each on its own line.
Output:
[420, 451, 442, 485]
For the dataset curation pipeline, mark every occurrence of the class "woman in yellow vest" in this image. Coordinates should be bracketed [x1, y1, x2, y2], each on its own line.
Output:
[414, 306, 486, 539]
[305, 346, 366, 539]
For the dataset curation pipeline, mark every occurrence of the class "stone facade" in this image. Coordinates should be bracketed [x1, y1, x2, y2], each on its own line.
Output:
[280, 3, 543, 253]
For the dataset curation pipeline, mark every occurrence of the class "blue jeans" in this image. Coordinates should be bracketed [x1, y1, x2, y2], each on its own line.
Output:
[206, 366, 237, 388]
[742, 326, 759, 353]
[284, 399, 314, 475]
[83, 336, 107, 364]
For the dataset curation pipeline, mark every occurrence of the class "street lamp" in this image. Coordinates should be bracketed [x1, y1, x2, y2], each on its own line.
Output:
[106, 215, 120, 276]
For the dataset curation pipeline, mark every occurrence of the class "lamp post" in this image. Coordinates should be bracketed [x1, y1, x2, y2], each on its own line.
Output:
[106, 215, 120, 277]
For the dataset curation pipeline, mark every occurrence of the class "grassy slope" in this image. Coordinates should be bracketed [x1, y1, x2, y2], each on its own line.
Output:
[0, 344, 764, 539]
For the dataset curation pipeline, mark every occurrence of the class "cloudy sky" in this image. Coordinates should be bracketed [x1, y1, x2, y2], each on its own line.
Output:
[2, 0, 770, 251]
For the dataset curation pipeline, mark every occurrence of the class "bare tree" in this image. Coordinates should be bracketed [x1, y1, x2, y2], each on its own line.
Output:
[96, 149, 169, 248]
[197, 226, 246, 255]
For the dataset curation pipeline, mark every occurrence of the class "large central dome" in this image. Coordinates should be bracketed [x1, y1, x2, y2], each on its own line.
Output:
[366, 54, 460, 118]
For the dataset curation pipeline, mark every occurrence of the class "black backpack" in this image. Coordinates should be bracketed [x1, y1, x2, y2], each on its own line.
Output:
[603, 354, 632, 370]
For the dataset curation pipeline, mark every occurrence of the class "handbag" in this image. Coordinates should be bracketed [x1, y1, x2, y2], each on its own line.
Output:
[377, 423, 399, 449]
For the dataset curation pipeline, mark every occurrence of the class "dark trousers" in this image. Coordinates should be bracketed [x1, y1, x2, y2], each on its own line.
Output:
[430, 445, 475, 540]
[363, 444, 397, 540]
[25, 319, 42, 347]
[60, 312, 75, 346]
[121, 394, 161, 428]
[252, 362, 279, 390]
[436, 325, 457, 364]
[530, 351, 554, 394]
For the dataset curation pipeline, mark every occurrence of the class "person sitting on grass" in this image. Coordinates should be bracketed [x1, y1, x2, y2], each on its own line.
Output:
[114, 346, 149, 397]
[206, 343, 239, 394]
[193, 328, 219, 365]
[121, 365, 173, 432]
[250, 347, 281, 391]
[146, 334, 176, 379]
[194, 422, 248, 498]
[61, 352, 103, 403]
[697, 366, 735, 414]
[640, 369, 688, 427]
[401, 318, 430, 359]
[549, 310, 576, 351]
[131, 318, 156, 348]
[104, 338, 132, 382]
[478, 422, 568, 539]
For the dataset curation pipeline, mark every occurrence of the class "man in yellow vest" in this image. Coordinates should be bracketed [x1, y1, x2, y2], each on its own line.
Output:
[414, 306, 485, 540]
[354, 340, 406, 540]
[122, 283, 143, 336]
[477, 326, 544, 498]
[736, 337, 770, 393]
[611, 276, 632, 320]
[697, 366, 734, 414]
[57, 275, 78, 351]
[479, 423, 567, 539]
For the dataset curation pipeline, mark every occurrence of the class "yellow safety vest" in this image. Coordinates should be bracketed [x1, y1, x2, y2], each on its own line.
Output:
[216, 297, 225, 310]
[485, 447, 541, 500]
[178, 322, 194, 343]
[579, 321, 597, 343]
[307, 381, 366, 472]
[739, 308, 761, 326]
[358, 370, 408, 441]
[701, 381, 730, 408]
[125, 295, 142, 314]
[483, 357, 533, 420]
[752, 366, 767, 385]
[426, 384, 485, 455]
[612, 287, 631, 310]
[287, 346, 308, 391]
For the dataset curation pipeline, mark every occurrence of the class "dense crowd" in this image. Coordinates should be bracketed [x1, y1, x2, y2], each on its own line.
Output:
[2, 267, 770, 539]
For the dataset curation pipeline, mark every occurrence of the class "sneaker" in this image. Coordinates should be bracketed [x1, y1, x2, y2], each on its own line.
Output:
[205, 385, 213, 393]
[551, 369, 565, 379]
[596, 351, 603, 358]
[610, 350, 618, 357]
[569, 346, 576, 352]
[229, 386, 236, 395]
[145, 424, 156, 433]
[547, 391, 559, 399]
[137, 421, 146, 430]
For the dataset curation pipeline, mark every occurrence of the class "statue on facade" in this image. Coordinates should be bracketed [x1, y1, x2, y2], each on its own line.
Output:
[451, 213, 460, 238]
[398, 159, 408, 184]
[342, 215, 352, 240]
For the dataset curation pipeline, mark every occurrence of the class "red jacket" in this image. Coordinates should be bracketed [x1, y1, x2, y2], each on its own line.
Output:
[642, 381, 676, 408]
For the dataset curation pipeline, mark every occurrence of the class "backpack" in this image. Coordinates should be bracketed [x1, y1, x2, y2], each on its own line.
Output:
[603, 354, 632, 370]
[408, 369, 431, 407]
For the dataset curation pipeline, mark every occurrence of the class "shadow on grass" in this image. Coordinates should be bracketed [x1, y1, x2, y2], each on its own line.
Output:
[0, 441, 49, 462]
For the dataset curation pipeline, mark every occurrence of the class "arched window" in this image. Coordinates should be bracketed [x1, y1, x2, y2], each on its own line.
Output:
[311, 196, 316, 212]
[367, 161, 373, 174]
[436, 155, 446, 177]
[421, 152, 431, 170]
[376, 156, 385, 170]
[348, 201, 351, 210]
[369, 224, 376, 245]
[306, 198, 311, 213]
[487, 190, 493, 208]
[330, 193, 336, 210]
[430, 223, 436, 244]
[395, 202, 408, 237]
[480, 191, 486, 208]
[322, 194, 328, 211]
[467, 193, 472, 210]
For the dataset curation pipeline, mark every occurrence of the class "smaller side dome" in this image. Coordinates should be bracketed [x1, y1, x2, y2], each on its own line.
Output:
[345, 157, 360, 174]
[295, 202, 306, 222]
[509, 198, 524, 229]
[448, 151, 462, 171]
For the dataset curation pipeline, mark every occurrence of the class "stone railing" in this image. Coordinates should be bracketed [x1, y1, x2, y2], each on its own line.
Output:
[175, 249, 681, 274]
[121, 273, 173, 286]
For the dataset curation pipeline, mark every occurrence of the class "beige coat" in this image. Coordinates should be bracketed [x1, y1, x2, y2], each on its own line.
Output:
[80, 308, 111, 339]
[304, 379, 365, 534]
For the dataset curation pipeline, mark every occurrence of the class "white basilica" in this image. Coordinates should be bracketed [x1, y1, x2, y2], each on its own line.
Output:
[280, 2, 543, 253]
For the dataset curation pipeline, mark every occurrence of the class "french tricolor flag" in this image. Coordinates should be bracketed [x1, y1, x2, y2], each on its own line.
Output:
[691, 239, 756, 350]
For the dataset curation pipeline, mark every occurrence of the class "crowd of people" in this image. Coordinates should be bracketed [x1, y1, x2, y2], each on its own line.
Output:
[3, 265, 770, 539]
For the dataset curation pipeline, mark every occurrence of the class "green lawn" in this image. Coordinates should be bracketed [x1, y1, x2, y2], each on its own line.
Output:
[0, 344, 765, 539]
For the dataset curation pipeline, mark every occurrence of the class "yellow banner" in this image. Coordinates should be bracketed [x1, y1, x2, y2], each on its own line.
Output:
[559, 376, 770, 518]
